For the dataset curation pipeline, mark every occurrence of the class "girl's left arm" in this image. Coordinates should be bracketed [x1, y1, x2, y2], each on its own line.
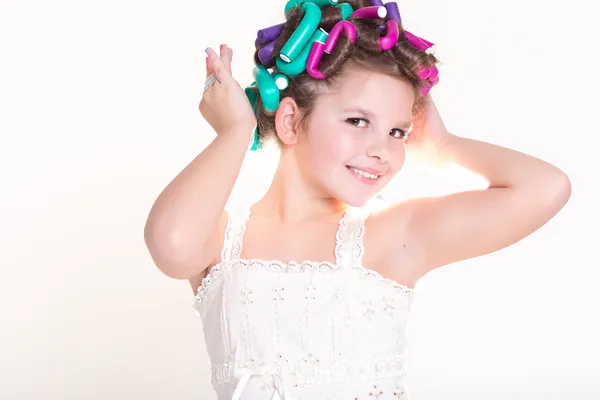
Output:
[383, 95, 572, 277]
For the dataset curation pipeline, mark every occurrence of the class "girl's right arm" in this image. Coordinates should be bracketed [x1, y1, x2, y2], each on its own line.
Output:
[144, 45, 256, 280]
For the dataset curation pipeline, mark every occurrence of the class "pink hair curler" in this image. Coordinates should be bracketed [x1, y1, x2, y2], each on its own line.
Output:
[404, 30, 436, 54]
[350, 5, 387, 19]
[307, 20, 357, 79]
[324, 20, 357, 54]
[379, 20, 399, 51]
[416, 66, 432, 80]
[306, 41, 327, 79]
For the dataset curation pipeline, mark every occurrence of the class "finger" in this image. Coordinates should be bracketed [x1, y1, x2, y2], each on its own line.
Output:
[220, 44, 232, 73]
[205, 47, 230, 84]
[205, 54, 215, 77]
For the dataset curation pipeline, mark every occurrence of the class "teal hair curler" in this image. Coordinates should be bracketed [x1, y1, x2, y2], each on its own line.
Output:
[252, 65, 280, 112]
[272, 73, 290, 90]
[336, 3, 353, 20]
[244, 83, 258, 113]
[284, 0, 338, 17]
[279, 2, 322, 63]
[275, 28, 328, 76]
[249, 126, 261, 151]
[244, 83, 262, 151]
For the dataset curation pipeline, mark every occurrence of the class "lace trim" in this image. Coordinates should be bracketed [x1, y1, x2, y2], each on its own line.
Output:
[193, 258, 415, 309]
[210, 355, 407, 387]
[334, 209, 352, 266]
[231, 208, 250, 259]
[220, 212, 235, 262]
[335, 208, 369, 267]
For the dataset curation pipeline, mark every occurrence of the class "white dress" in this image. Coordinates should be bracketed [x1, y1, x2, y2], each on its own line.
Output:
[193, 207, 416, 400]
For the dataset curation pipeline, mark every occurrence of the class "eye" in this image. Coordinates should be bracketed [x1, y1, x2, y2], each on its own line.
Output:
[390, 128, 409, 139]
[346, 118, 368, 128]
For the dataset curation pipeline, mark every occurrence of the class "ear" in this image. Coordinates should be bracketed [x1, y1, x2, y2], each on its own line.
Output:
[274, 97, 303, 146]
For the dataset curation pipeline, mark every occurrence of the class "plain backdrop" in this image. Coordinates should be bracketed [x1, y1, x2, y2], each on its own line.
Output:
[1, 0, 599, 399]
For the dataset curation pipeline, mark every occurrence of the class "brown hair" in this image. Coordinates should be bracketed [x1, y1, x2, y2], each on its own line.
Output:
[252, 0, 439, 146]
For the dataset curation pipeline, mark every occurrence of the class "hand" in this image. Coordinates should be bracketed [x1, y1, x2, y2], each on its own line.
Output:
[405, 93, 451, 166]
[199, 45, 256, 135]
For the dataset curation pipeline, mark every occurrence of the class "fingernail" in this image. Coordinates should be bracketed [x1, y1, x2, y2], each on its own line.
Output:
[205, 47, 210, 56]
[219, 44, 224, 51]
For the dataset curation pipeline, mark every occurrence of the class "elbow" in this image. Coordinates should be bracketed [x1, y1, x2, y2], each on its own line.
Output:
[144, 219, 199, 280]
[541, 169, 572, 214]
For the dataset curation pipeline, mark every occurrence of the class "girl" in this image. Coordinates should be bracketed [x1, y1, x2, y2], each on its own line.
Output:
[144, 1, 571, 398]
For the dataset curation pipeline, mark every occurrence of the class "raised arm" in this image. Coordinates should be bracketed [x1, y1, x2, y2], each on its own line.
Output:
[144, 45, 256, 280]
[380, 95, 571, 280]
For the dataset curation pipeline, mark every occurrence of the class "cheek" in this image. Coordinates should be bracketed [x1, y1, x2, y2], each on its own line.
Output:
[310, 127, 358, 167]
[389, 142, 407, 171]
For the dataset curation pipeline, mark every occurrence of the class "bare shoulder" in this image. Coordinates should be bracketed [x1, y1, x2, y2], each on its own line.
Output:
[363, 199, 427, 288]
[188, 210, 229, 295]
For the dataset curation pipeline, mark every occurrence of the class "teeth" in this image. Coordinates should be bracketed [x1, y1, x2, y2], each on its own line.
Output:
[350, 167, 379, 180]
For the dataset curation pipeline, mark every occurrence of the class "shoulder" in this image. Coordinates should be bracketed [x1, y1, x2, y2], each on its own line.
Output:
[362, 199, 427, 285]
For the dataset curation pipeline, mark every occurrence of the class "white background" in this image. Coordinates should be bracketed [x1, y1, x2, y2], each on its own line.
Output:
[1, 0, 599, 399]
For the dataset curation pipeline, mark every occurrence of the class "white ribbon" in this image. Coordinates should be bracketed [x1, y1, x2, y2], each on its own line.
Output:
[231, 366, 294, 400]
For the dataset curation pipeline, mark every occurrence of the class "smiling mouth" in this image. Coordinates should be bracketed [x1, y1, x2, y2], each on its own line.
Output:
[346, 166, 381, 181]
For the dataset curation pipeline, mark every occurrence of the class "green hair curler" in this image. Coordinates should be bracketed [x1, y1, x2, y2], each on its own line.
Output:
[252, 65, 280, 112]
[272, 73, 290, 90]
[244, 83, 262, 151]
[275, 28, 328, 76]
[336, 3, 353, 20]
[279, 2, 322, 63]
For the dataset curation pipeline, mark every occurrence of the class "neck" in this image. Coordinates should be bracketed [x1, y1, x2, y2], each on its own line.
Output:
[253, 149, 347, 223]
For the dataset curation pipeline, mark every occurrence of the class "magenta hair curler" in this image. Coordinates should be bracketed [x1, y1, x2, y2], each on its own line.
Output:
[307, 20, 357, 78]
[379, 20, 399, 51]
[405, 30, 436, 54]
[306, 41, 327, 79]
[324, 20, 357, 54]
[350, 5, 387, 19]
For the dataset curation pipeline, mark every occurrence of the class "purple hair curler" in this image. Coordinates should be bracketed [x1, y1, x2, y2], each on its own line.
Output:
[379, 20, 399, 51]
[258, 39, 277, 66]
[350, 5, 387, 19]
[384, 2, 401, 24]
[256, 23, 285, 47]
[370, 0, 384, 5]
[405, 30, 436, 54]
[324, 20, 357, 54]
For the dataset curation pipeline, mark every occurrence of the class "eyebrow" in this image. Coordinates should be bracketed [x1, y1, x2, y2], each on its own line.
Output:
[342, 107, 413, 130]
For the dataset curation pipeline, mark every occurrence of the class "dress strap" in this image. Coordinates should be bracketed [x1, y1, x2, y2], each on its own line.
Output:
[220, 207, 251, 261]
[334, 208, 370, 268]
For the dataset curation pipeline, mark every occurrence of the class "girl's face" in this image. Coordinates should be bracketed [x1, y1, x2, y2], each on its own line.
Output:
[296, 66, 416, 207]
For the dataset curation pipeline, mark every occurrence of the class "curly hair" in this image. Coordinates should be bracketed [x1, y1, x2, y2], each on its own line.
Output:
[252, 0, 439, 147]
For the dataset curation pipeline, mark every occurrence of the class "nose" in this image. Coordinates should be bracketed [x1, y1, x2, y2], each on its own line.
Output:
[365, 134, 391, 163]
